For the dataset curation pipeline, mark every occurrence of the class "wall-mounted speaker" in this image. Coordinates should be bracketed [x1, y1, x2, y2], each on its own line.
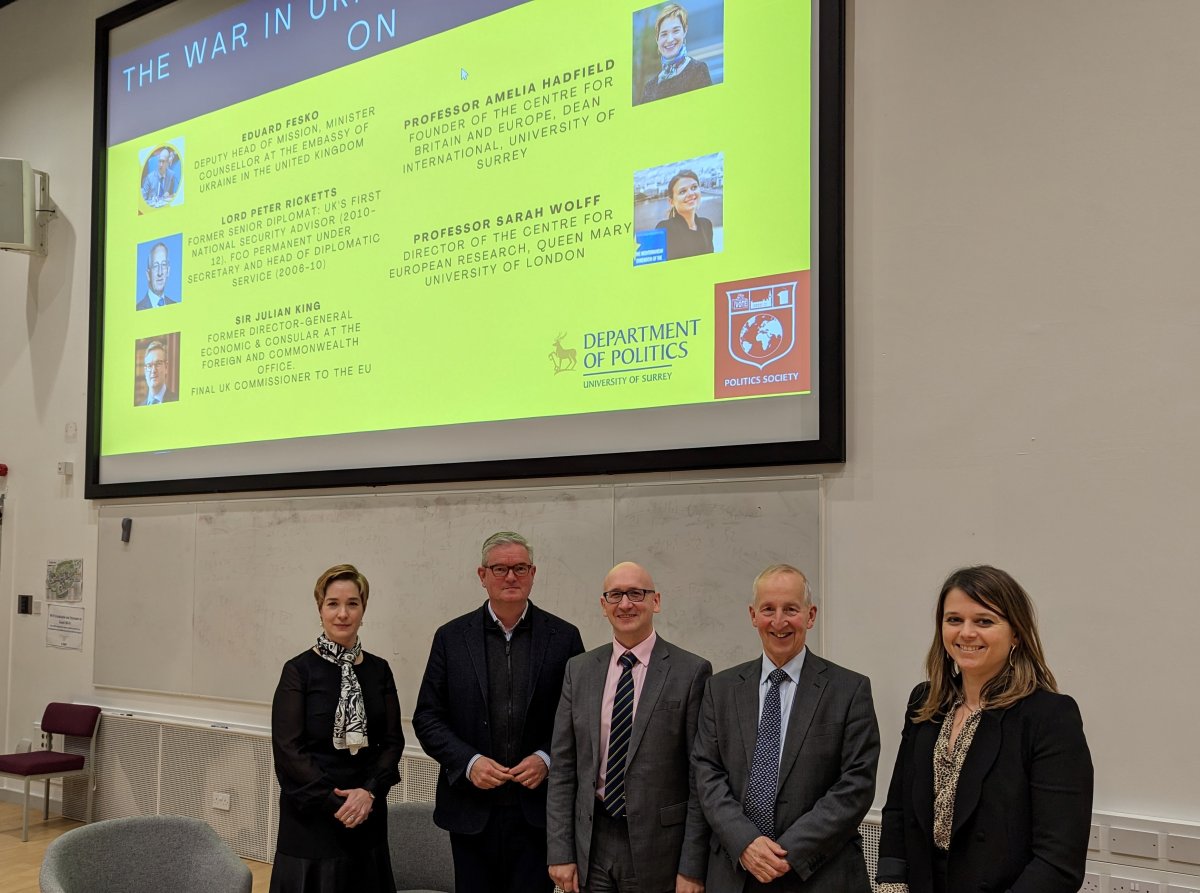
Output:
[0, 158, 36, 251]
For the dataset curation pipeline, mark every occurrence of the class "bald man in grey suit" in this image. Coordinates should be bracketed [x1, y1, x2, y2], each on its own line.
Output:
[547, 562, 711, 893]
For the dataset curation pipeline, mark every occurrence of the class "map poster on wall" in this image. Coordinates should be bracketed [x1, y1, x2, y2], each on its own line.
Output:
[46, 558, 84, 603]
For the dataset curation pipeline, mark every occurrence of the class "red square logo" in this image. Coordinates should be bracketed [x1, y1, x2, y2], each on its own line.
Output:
[714, 271, 811, 399]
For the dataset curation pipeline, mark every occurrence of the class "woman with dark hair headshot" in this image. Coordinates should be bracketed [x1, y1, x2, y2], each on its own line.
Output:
[270, 564, 405, 892]
[641, 3, 712, 104]
[655, 169, 714, 260]
[876, 566, 1093, 893]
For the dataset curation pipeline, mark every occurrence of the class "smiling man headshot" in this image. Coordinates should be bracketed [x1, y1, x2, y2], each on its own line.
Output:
[547, 561, 711, 893]
[137, 241, 179, 310]
[692, 564, 880, 892]
[138, 339, 178, 406]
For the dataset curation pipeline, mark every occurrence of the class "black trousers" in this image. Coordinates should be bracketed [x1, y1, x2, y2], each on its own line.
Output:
[745, 876, 802, 892]
[449, 804, 552, 893]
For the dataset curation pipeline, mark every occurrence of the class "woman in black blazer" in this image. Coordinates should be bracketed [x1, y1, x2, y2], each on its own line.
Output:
[877, 566, 1093, 893]
[654, 169, 714, 261]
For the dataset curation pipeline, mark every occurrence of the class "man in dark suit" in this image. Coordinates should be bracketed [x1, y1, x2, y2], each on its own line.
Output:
[548, 561, 711, 893]
[136, 242, 179, 310]
[692, 564, 880, 892]
[414, 531, 585, 893]
[141, 148, 178, 206]
[140, 340, 178, 405]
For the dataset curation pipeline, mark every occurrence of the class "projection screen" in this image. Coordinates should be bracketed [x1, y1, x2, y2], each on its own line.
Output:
[87, 0, 846, 497]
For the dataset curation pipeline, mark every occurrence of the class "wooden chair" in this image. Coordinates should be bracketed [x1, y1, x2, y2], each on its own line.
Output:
[0, 703, 101, 840]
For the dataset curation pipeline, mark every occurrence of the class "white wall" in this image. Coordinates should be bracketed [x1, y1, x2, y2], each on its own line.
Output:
[835, 1, 1200, 819]
[2, 0, 1198, 821]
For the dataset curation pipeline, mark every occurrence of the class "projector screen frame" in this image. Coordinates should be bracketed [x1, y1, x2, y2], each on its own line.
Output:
[86, 0, 847, 499]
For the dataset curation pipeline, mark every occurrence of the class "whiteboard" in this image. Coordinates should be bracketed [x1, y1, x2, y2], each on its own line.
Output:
[95, 477, 821, 710]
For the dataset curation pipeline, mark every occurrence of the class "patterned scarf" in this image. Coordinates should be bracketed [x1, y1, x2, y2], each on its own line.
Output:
[315, 632, 368, 754]
[658, 43, 693, 82]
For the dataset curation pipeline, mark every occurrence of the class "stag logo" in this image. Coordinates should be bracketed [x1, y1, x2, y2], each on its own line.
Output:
[548, 332, 577, 373]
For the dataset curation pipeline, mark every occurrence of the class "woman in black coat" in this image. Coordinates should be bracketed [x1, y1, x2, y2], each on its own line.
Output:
[270, 564, 405, 893]
[877, 566, 1093, 893]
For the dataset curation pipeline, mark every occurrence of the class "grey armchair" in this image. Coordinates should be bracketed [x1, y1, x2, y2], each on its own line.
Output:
[387, 801, 454, 893]
[40, 815, 251, 893]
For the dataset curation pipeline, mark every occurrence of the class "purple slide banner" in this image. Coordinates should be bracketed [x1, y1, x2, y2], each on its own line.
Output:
[107, 0, 529, 146]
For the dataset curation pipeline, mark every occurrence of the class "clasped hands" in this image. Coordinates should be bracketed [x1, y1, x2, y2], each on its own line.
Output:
[333, 787, 374, 829]
[740, 836, 790, 884]
[468, 754, 547, 789]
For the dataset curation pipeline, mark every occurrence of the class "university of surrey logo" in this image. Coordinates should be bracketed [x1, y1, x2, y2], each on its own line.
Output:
[548, 332, 577, 373]
[726, 281, 798, 370]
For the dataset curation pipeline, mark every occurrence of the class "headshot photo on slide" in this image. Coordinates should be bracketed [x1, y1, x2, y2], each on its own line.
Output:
[633, 152, 724, 266]
[139, 139, 184, 211]
[136, 233, 183, 311]
[134, 333, 181, 407]
[633, 0, 724, 107]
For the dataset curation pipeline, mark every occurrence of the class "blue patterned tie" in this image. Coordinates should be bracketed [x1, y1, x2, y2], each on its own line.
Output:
[745, 667, 789, 838]
[602, 651, 638, 818]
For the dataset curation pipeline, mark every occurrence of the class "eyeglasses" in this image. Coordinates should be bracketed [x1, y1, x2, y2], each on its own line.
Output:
[144, 360, 166, 370]
[149, 262, 169, 273]
[602, 588, 655, 604]
[484, 563, 533, 578]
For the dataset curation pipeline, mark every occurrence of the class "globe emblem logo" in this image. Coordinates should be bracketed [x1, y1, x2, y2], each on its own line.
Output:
[726, 282, 797, 370]
[739, 314, 786, 362]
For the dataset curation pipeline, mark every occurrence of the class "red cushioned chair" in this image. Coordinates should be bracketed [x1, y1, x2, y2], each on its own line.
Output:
[0, 703, 101, 840]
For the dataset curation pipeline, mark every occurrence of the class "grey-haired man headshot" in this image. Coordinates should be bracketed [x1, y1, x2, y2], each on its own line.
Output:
[141, 147, 178, 205]
[136, 241, 179, 310]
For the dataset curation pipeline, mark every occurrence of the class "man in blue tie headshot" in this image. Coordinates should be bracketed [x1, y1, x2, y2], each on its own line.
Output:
[136, 242, 179, 310]
[547, 561, 711, 893]
[140, 340, 177, 405]
[692, 564, 879, 892]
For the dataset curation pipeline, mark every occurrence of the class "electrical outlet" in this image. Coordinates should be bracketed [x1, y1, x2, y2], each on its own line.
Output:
[211, 791, 231, 811]
[1080, 872, 1101, 893]
[1112, 878, 1163, 893]
[1090, 824, 1102, 851]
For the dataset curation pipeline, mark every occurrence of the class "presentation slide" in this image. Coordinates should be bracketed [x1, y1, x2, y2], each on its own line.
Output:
[92, 0, 832, 494]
